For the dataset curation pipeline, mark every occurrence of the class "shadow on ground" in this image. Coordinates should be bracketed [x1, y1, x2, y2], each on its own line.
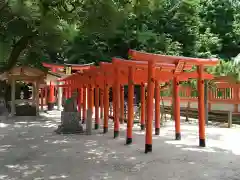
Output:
[0, 113, 239, 180]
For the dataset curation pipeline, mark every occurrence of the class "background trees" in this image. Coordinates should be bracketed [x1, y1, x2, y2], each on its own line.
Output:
[0, 0, 82, 71]
[1, 0, 240, 75]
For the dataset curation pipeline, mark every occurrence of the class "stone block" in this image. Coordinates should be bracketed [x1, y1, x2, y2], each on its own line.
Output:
[55, 111, 83, 134]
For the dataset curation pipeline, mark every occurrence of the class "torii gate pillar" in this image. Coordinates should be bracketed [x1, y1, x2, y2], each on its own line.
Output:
[145, 60, 155, 153]
[173, 77, 181, 140]
[198, 65, 206, 147]
[48, 68, 56, 110]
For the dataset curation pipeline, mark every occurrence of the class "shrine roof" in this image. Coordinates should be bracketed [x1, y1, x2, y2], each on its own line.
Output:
[0, 66, 45, 80]
[42, 62, 94, 70]
[0, 66, 62, 86]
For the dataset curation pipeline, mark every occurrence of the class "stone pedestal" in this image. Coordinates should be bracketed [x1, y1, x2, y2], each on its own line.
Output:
[16, 104, 37, 116]
[55, 112, 83, 134]
[55, 94, 84, 134]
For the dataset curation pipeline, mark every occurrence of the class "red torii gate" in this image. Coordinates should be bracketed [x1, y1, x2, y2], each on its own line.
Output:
[58, 49, 218, 154]
[128, 50, 217, 152]
[42, 62, 93, 110]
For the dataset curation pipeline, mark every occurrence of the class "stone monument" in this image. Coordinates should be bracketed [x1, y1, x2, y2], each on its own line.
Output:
[55, 91, 83, 134]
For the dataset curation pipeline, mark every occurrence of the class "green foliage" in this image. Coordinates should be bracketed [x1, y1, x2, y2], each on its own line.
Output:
[0, 0, 81, 71]
[207, 60, 240, 81]
[64, 0, 240, 65]
[1, 0, 240, 83]
[196, 28, 222, 58]
[200, 0, 240, 58]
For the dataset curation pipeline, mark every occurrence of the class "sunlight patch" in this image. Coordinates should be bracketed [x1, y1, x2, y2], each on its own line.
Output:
[0, 148, 7, 152]
[0, 123, 9, 128]
[5, 164, 29, 170]
[23, 170, 37, 177]
[0, 174, 8, 179]
[52, 140, 69, 144]
[182, 147, 216, 153]
[49, 174, 68, 179]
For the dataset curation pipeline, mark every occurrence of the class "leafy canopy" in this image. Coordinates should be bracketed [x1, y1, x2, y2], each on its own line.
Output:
[1, 0, 240, 82]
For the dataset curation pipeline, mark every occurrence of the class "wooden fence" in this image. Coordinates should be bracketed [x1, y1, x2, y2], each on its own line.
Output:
[161, 84, 240, 113]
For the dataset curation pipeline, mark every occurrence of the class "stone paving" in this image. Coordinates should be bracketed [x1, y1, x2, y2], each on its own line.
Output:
[0, 111, 240, 180]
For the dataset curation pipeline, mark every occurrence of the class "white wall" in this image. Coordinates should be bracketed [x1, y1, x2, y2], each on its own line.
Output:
[211, 104, 234, 112]
[161, 100, 237, 112]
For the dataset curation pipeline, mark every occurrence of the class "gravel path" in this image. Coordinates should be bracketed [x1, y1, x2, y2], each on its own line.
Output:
[0, 111, 239, 180]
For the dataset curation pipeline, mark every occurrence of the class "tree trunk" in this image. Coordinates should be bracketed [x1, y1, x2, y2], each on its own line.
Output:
[2, 33, 36, 72]
[0, 1, 8, 12]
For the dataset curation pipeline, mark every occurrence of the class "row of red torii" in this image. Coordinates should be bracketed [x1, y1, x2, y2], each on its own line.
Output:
[55, 50, 218, 153]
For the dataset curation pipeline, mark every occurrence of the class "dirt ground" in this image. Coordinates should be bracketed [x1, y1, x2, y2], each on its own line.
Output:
[0, 110, 240, 180]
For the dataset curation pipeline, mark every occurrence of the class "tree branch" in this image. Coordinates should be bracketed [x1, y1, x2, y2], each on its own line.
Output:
[1, 31, 37, 72]
[0, 0, 8, 13]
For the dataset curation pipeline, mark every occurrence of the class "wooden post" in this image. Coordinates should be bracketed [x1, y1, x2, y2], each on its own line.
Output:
[103, 80, 109, 133]
[58, 81, 63, 111]
[77, 88, 82, 120]
[145, 88, 148, 129]
[170, 80, 174, 120]
[48, 81, 55, 110]
[155, 80, 160, 135]
[87, 86, 92, 113]
[86, 86, 89, 109]
[111, 88, 114, 117]
[112, 87, 115, 120]
[145, 60, 155, 153]
[92, 86, 94, 111]
[68, 80, 72, 98]
[173, 77, 181, 140]
[114, 69, 120, 138]
[81, 87, 83, 104]
[185, 88, 190, 122]
[48, 68, 56, 110]
[204, 80, 209, 125]
[40, 88, 44, 110]
[120, 85, 125, 124]
[208, 88, 212, 112]
[234, 87, 239, 112]
[100, 89, 104, 119]
[126, 66, 134, 145]
[185, 101, 190, 122]
[32, 82, 36, 102]
[95, 85, 100, 129]
[198, 65, 206, 147]
[35, 81, 40, 116]
[10, 78, 16, 116]
[140, 83, 145, 130]
[86, 84, 93, 135]
[228, 111, 232, 128]
[44, 86, 48, 106]
[82, 86, 87, 123]
[64, 82, 68, 99]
